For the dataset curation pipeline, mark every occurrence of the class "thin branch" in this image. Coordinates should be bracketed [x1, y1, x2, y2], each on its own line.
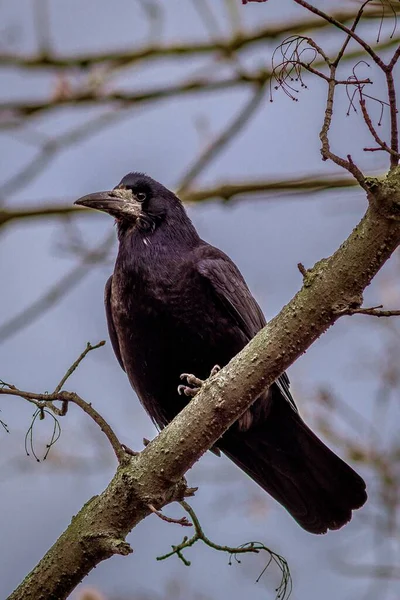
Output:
[53, 341, 105, 394]
[0, 232, 114, 342]
[0, 204, 85, 227]
[332, 0, 370, 67]
[386, 70, 399, 168]
[156, 501, 292, 600]
[293, 0, 386, 69]
[338, 304, 400, 317]
[147, 504, 192, 527]
[0, 71, 271, 122]
[0, 7, 392, 70]
[0, 341, 129, 463]
[319, 65, 366, 188]
[0, 107, 133, 199]
[387, 43, 400, 70]
[177, 82, 266, 194]
[359, 97, 400, 158]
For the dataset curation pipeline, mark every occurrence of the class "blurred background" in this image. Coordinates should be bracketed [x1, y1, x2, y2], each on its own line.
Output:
[1, 1, 400, 598]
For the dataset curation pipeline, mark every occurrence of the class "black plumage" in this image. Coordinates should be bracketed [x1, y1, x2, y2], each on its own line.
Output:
[75, 172, 367, 534]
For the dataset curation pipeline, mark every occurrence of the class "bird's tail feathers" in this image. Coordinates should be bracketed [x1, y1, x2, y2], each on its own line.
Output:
[221, 398, 367, 534]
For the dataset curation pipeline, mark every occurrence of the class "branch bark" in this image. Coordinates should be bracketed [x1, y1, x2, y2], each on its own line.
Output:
[7, 167, 400, 600]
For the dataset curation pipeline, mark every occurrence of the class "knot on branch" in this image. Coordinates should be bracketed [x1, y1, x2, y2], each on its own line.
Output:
[82, 533, 133, 558]
[332, 294, 363, 317]
[160, 477, 194, 504]
[300, 257, 328, 288]
[367, 169, 400, 221]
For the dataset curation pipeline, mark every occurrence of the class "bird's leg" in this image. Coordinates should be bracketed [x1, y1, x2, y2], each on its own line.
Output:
[177, 365, 220, 397]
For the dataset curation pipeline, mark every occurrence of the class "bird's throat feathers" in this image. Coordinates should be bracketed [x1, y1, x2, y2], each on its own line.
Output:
[115, 204, 200, 277]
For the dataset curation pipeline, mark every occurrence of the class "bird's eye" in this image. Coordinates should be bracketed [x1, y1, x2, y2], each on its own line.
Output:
[136, 192, 147, 202]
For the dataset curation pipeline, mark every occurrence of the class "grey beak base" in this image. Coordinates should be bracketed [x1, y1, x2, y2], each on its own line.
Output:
[74, 191, 141, 219]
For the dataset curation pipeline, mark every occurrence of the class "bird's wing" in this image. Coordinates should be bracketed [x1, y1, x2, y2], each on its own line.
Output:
[104, 275, 125, 372]
[197, 249, 297, 412]
[197, 254, 266, 338]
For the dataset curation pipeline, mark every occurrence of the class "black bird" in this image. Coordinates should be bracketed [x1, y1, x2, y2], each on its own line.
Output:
[75, 172, 367, 534]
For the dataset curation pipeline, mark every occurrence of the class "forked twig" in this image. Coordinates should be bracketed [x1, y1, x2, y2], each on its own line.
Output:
[0, 341, 131, 463]
[157, 500, 292, 600]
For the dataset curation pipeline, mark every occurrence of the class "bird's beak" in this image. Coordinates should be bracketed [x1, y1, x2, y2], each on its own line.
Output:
[74, 189, 142, 220]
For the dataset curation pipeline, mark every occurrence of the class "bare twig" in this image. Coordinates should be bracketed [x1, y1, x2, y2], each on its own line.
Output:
[177, 82, 266, 194]
[0, 341, 130, 463]
[360, 97, 400, 158]
[54, 342, 105, 394]
[332, 0, 370, 67]
[289, 0, 400, 172]
[297, 262, 308, 277]
[386, 69, 399, 168]
[147, 504, 192, 527]
[319, 65, 366, 188]
[293, 0, 386, 69]
[0, 8, 393, 70]
[157, 500, 292, 600]
[0, 231, 114, 342]
[0, 71, 271, 122]
[0, 107, 134, 198]
[338, 304, 400, 317]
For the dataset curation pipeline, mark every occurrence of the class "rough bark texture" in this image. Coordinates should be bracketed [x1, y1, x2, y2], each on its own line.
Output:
[8, 169, 400, 600]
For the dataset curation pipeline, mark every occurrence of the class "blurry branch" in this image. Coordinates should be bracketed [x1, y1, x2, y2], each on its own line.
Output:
[157, 500, 292, 599]
[34, 0, 52, 56]
[176, 82, 266, 194]
[0, 411, 9, 432]
[336, 562, 400, 580]
[183, 174, 360, 202]
[0, 107, 136, 198]
[1, 35, 400, 129]
[0, 7, 394, 70]
[0, 341, 129, 463]
[0, 203, 83, 226]
[0, 71, 272, 120]
[2, 36, 400, 125]
[313, 381, 400, 586]
[0, 174, 360, 229]
[0, 231, 114, 342]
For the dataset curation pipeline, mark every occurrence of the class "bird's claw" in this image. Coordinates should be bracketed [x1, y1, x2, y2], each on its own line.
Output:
[177, 383, 199, 397]
[177, 365, 221, 397]
[209, 364, 221, 377]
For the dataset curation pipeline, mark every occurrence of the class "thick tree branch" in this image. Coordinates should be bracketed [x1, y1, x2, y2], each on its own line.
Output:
[6, 166, 400, 600]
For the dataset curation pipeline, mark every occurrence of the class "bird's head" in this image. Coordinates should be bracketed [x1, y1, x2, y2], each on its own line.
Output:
[75, 172, 190, 238]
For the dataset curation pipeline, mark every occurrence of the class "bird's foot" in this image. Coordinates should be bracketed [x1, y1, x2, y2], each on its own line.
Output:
[177, 365, 221, 397]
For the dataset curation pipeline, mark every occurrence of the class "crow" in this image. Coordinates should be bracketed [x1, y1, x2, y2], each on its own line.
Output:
[75, 172, 367, 534]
